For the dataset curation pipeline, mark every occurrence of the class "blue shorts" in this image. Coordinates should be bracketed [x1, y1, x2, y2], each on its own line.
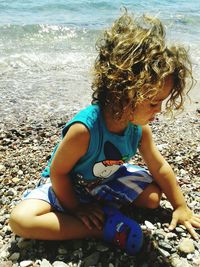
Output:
[23, 164, 153, 212]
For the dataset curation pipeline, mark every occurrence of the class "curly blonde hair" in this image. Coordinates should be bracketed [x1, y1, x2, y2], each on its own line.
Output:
[91, 11, 194, 119]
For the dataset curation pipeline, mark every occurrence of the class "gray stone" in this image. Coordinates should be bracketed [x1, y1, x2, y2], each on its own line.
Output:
[83, 252, 100, 267]
[8, 252, 20, 261]
[58, 247, 68, 254]
[96, 243, 109, 252]
[158, 247, 171, 258]
[158, 240, 173, 251]
[17, 239, 33, 249]
[175, 227, 185, 233]
[166, 232, 177, 240]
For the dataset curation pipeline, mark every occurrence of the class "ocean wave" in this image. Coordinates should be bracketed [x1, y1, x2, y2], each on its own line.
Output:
[0, 50, 95, 75]
[0, 24, 99, 55]
[0, 24, 94, 40]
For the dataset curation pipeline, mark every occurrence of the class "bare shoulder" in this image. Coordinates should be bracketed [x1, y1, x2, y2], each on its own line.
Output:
[61, 123, 90, 155]
[64, 123, 90, 140]
[50, 123, 90, 175]
[140, 124, 153, 144]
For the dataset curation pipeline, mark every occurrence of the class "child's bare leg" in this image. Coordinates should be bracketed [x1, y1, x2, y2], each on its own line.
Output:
[9, 199, 102, 240]
[133, 182, 162, 209]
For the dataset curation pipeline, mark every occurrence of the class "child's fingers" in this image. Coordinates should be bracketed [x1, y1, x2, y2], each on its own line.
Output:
[184, 221, 199, 240]
[169, 217, 178, 230]
[89, 214, 103, 230]
[79, 215, 93, 230]
[190, 217, 200, 228]
[193, 215, 200, 223]
[92, 210, 104, 223]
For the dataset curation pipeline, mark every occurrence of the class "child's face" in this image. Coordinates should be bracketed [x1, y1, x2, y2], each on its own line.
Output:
[129, 76, 174, 125]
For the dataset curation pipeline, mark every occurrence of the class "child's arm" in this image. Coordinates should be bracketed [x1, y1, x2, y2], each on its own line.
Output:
[139, 125, 200, 240]
[50, 123, 104, 230]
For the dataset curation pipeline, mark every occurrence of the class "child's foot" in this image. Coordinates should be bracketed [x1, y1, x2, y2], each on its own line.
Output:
[102, 205, 143, 255]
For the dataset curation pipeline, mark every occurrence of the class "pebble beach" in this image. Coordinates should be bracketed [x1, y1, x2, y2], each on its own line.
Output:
[1, 1, 200, 266]
[0, 107, 200, 267]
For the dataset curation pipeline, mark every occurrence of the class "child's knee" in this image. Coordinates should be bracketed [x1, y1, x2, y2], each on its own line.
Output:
[133, 183, 162, 209]
[147, 190, 161, 209]
[146, 183, 162, 209]
[9, 204, 35, 238]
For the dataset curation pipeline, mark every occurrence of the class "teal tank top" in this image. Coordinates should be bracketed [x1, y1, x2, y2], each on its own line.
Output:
[41, 104, 142, 182]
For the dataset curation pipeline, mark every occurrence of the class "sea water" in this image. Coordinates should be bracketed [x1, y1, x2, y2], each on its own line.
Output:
[0, 0, 200, 124]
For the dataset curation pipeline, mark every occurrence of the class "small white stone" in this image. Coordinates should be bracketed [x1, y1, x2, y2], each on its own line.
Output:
[18, 170, 23, 175]
[0, 250, 9, 259]
[157, 144, 168, 151]
[20, 260, 33, 267]
[144, 220, 155, 230]
[175, 156, 183, 162]
[0, 164, 6, 172]
[187, 253, 193, 260]
[40, 259, 52, 267]
[141, 225, 147, 230]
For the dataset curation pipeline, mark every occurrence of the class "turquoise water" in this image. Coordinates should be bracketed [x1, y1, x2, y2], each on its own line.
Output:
[0, 0, 200, 123]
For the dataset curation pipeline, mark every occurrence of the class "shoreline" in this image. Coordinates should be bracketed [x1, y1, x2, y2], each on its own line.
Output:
[0, 109, 199, 267]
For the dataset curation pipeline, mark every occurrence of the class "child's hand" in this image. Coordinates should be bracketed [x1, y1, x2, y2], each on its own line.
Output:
[169, 205, 200, 240]
[73, 203, 104, 230]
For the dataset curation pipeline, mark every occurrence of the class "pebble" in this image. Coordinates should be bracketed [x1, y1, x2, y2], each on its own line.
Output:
[158, 240, 173, 251]
[52, 261, 69, 267]
[8, 252, 20, 261]
[178, 238, 195, 254]
[58, 247, 68, 254]
[83, 252, 100, 267]
[171, 257, 192, 267]
[166, 232, 177, 240]
[17, 239, 34, 249]
[18, 170, 24, 176]
[0, 164, 6, 174]
[40, 259, 52, 267]
[96, 244, 109, 252]
[175, 226, 186, 233]
[0, 261, 13, 267]
[144, 220, 155, 230]
[157, 143, 168, 151]
[20, 260, 33, 267]
[158, 247, 171, 258]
